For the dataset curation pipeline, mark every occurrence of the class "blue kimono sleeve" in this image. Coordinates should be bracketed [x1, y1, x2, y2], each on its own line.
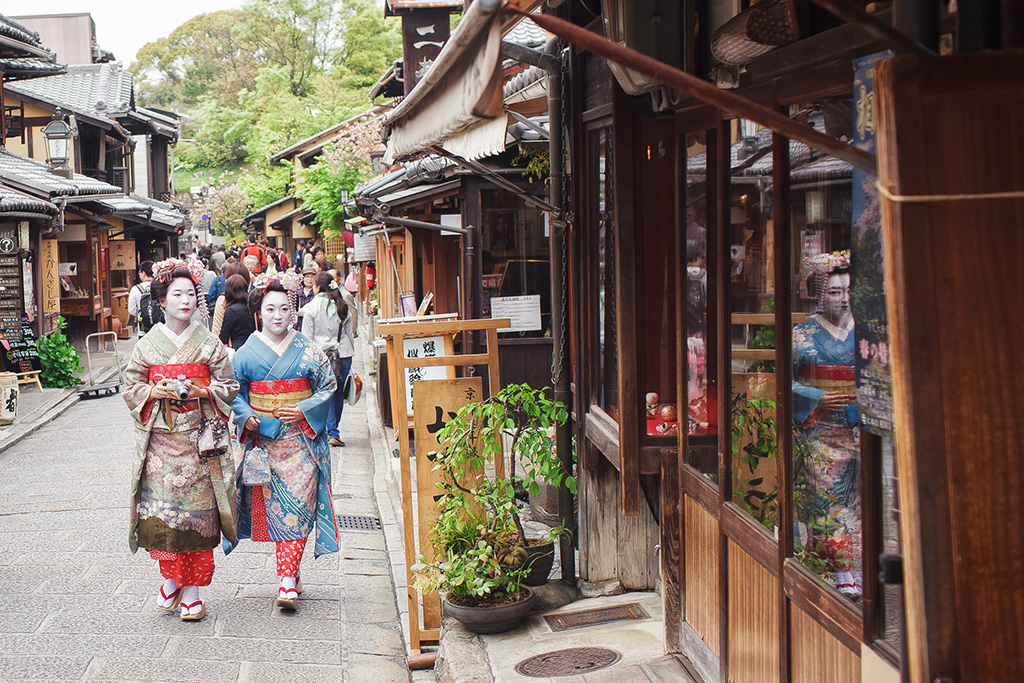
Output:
[296, 345, 337, 438]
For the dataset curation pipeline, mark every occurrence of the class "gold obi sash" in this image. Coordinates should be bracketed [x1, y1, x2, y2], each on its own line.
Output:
[249, 378, 312, 417]
[798, 364, 855, 394]
[149, 363, 210, 413]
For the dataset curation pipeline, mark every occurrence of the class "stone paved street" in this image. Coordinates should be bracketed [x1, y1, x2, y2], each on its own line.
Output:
[0, 351, 414, 682]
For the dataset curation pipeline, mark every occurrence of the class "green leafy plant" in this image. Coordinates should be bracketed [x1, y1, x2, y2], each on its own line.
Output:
[37, 317, 84, 388]
[731, 391, 778, 529]
[412, 383, 572, 606]
[749, 298, 776, 373]
[513, 148, 550, 184]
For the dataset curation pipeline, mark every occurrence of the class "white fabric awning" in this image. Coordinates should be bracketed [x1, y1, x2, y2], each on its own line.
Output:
[382, 0, 504, 163]
[441, 114, 512, 161]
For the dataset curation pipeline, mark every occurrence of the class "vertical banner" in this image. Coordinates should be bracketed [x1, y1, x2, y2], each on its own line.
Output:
[41, 239, 60, 318]
[851, 51, 895, 437]
[402, 335, 448, 413]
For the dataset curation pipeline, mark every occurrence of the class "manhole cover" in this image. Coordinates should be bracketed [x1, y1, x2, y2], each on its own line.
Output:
[337, 515, 382, 531]
[515, 647, 622, 678]
[544, 602, 650, 632]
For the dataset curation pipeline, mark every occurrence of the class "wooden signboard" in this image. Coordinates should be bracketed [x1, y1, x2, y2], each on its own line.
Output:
[379, 317, 509, 655]
[412, 377, 484, 633]
[109, 240, 136, 272]
[41, 239, 60, 316]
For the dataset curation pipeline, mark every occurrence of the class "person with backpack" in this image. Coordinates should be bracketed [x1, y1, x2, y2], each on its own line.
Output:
[128, 260, 163, 336]
[239, 238, 267, 274]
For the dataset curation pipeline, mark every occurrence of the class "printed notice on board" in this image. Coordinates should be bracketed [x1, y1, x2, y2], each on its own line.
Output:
[490, 295, 542, 332]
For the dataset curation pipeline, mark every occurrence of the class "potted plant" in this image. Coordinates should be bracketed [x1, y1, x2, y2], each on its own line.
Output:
[412, 383, 572, 633]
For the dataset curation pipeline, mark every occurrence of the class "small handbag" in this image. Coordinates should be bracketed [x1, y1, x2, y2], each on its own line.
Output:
[241, 435, 272, 486]
[197, 402, 231, 458]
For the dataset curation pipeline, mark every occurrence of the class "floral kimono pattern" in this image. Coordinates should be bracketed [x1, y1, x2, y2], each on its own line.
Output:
[228, 330, 339, 559]
[122, 322, 239, 556]
[792, 314, 862, 595]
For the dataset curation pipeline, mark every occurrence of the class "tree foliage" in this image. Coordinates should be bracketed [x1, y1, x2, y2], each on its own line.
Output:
[132, 0, 403, 215]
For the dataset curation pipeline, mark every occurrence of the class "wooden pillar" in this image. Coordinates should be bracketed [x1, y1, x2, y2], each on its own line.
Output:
[876, 50, 1024, 683]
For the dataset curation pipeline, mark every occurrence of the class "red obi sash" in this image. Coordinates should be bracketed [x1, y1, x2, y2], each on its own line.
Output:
[798, 365, 855, 381]
[149, 363, 211, 413]
[249, 378, 313, 417]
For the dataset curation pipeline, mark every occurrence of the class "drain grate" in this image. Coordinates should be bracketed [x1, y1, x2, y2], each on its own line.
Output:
[337, 515, 382, 531]
[515, 647, 621, 678]
[543, 602, 650, 632]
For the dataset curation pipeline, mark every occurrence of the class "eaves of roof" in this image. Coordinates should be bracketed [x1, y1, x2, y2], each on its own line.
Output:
[271, 104, 395, 164]
[0, 184, 58, 220]
[0, 57, 65, 80]
[0, 149, 122, 199]
[244, 194, 294, 221]
[5, 89, 120, 134]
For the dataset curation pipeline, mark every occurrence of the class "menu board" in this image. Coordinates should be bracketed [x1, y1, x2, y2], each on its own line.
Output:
[0, 317, 41, 373]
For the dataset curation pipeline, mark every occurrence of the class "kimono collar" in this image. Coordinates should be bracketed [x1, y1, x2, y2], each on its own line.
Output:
[156, 321, 199, 345]
[255, 328, 297, 357]
[815, 313, 854, 341]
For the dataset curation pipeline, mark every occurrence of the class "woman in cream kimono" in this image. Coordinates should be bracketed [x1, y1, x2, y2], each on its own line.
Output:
[123, 259, 239, 621]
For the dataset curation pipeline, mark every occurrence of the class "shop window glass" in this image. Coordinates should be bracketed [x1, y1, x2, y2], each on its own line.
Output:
[637, 119, 678, 439]
[480, 187, 550, 338]
[590, 126, 618, 418]
[788, 98, 862, 600]
[682, 131, 718, 478]
[879, 436, 902, 649]
[728, 119, 778, 530]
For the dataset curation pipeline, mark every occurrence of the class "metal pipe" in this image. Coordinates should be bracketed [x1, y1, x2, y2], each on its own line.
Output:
[501, 40, 559, 72]
[507, 5, 878, 175]
[373, 213, 470, 235]
[429, 145, 561, 213]
[543, 36, 575, 588]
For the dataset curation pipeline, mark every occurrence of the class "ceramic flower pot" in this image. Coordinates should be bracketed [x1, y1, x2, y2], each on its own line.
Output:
[523, 540, 556, 586]
[443, 586, 536, 634]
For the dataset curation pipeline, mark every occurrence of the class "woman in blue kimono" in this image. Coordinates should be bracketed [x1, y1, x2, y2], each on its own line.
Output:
[227, 273, 340, 610]
[792, 250, 861, 597]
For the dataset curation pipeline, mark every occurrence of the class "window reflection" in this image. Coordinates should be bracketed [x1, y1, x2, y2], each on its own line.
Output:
[592, 126, 618, 418]
[729, 119, 778, 528]
[788, 99, 862, 599]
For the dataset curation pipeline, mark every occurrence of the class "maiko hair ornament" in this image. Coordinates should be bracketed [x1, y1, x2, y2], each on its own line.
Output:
[329, 280, 338, 290]
[803, 250, 851, 312]
[152, 257, 205, 286]
[252, 271, 302, 294]
[152, 257, 209, 320]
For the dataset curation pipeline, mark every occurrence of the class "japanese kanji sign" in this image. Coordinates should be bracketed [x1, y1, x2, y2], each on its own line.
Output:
[402, 335, 447, 414]
[412, 377, 484, 632]
[41, 239, 60, 317]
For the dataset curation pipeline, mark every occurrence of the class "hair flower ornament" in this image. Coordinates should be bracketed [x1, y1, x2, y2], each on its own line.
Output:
[152, 257, 205, 286]
[329, 280, 338, 290]
[253, 271, 302, 294]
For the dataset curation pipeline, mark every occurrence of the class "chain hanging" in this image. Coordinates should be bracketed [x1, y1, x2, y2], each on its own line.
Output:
[551, 43, 571, 386]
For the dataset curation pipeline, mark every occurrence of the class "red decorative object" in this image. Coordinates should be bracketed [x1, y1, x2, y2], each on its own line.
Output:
[660, 404, 678, 423]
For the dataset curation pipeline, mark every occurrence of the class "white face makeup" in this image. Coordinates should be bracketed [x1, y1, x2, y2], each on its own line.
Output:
[161, 277, 197, 325]
[822, 272, 851, 326]
[260, 290, 292, 341]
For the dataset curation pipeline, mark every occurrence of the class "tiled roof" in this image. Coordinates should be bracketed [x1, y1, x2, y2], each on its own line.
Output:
[0, 185, 57, 216]
[135, 196, 188, 229]
[0, 56, 64, 79]
[0, 15, 46, 52]
[6, 63, 134, 123]
[0, 149, 121, 198]
[504, 16, 547, 48]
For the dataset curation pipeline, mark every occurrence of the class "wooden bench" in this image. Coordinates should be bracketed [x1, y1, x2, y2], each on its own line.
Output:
[17, 371, 43, 393]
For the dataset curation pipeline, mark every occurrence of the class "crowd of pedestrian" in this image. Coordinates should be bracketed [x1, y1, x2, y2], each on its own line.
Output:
[121, 237, 360, 624]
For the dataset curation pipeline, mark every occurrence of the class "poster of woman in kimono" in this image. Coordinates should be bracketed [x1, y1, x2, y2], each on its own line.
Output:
[792, 250, 862, 597]
[122, 259, 239, 622]
[227, 273, 340, 611]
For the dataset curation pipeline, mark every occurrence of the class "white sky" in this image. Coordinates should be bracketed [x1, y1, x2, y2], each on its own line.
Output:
[13, 1, 244, 66]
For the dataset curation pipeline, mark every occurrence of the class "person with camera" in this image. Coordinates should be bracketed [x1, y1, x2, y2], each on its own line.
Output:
[122, 259, 239, 622]
[226, 272, 340, 611]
